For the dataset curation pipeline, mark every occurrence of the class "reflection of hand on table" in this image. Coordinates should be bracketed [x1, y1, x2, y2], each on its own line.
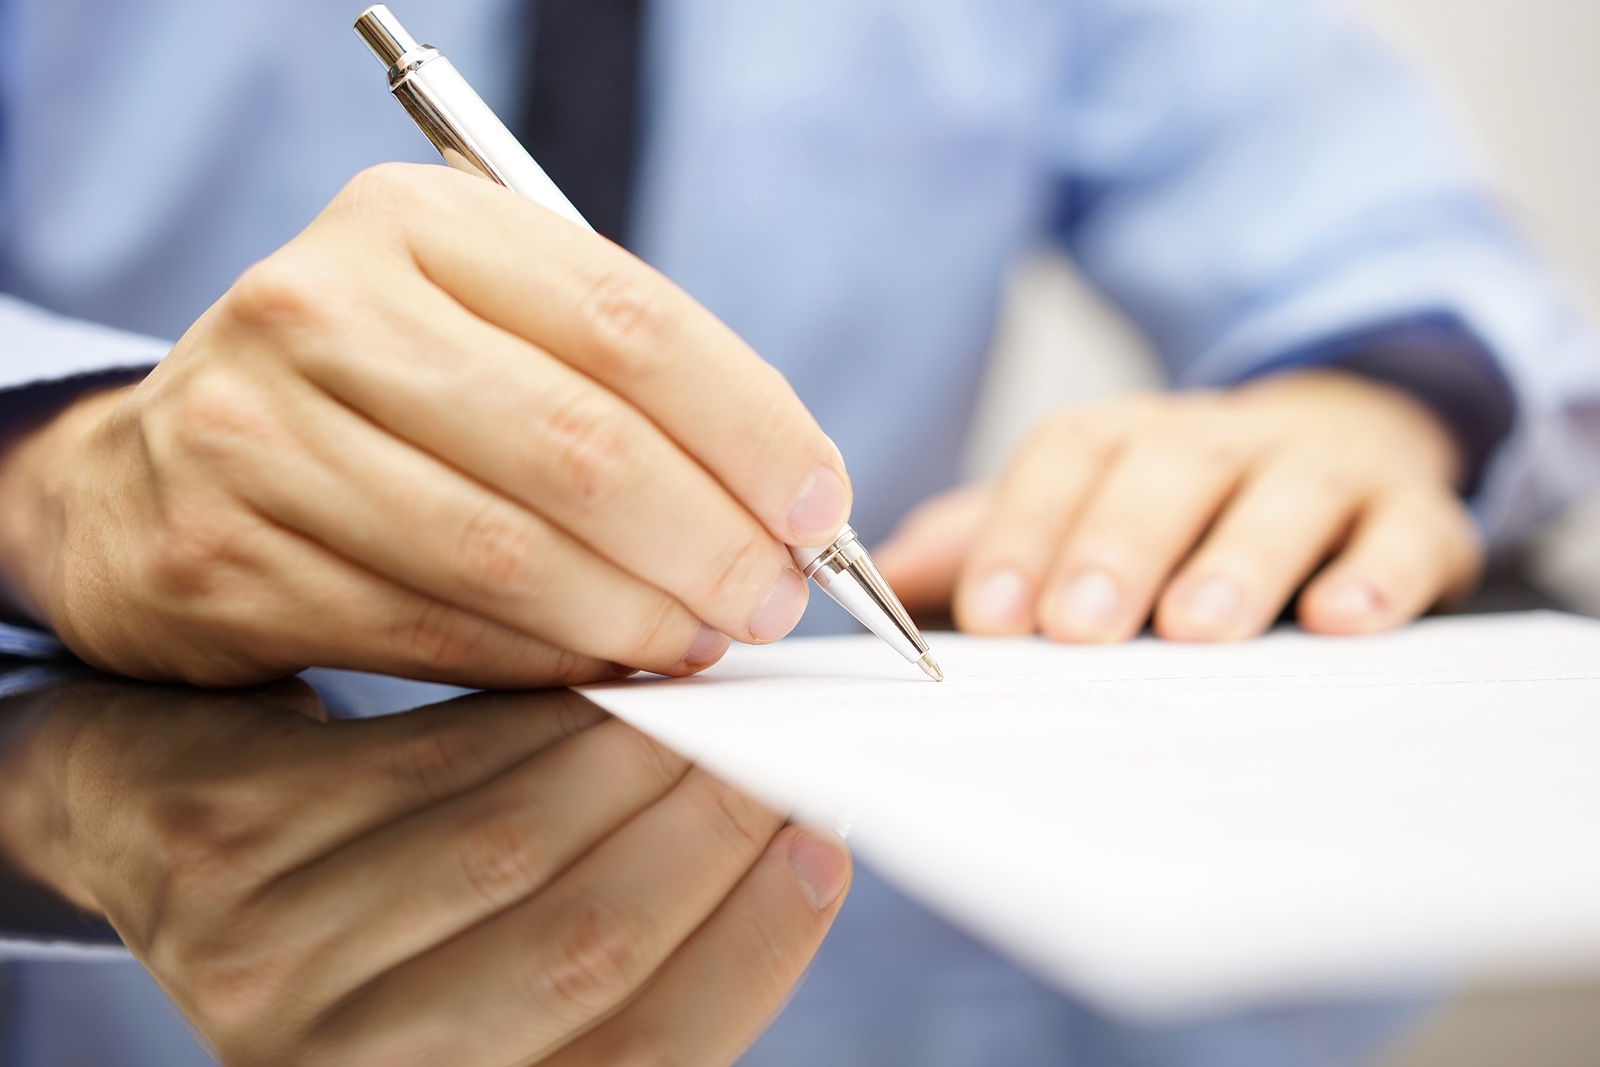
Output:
[0, 163, 853, 688]
[0, 679, 850, 1066]
[879, 369, 1481, 643]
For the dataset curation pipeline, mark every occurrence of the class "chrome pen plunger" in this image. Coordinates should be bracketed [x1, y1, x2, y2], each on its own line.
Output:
[356, 5, 941, 680]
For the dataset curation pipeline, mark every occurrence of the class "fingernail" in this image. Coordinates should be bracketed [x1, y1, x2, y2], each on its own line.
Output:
[788, 829, 850, 911]
[1319, 579, 1383, 623]
[1052, 570, 1121, 637]
[1173, 576, 1244, 632]
[748, 568, 809, 643]
[788, 466, 850, 544]
[683, 623, 731, 669]
[968, 568, 1031, 630]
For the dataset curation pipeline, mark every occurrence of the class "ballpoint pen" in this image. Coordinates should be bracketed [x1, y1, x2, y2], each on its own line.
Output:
[355, 5, 943, 682]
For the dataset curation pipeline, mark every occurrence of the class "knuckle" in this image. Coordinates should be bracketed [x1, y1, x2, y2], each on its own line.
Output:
[1035, 407, 1093, 444]
[227, 255, 338, 337]
[384, 727, 493, 802]
[1163, 415, 1249, 469]
[616, 724, 689, 792]
[726, 364, 813, 461]
[543, 645, 608, 686]
[166, 929, 293, 1042]
[394, 600, 492, 673]
[1078, 518, 1159, 571]
[141, 874, 292, 1036]
[703, 529, 780, 610]
[1087, 389, 1176, 431]
[141, 504, 248, 603]
[1024, 407, 1126, 470]
[534, 893, 652, 1018]
[338, 161, 432, 213]
[151, 782, 291, 879]
[1288, 451, 1361, 499]
[161, 365, 280, 463]
[576, 265, 683, 384]
[151, 798, 254, 894]
[727, 903, 804, 1005]
[1030, 409, 1102, 457]
[541, 390, 640, 513]
[454, 799, 554, 907]
[546, 690, 611, 740]
[453, 502, 545, 602]
[685, 773, 777, 855]
[625, 594, 691, 664]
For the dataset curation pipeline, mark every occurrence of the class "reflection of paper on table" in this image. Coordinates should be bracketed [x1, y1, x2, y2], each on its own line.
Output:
[581, 611, 1600, 1017]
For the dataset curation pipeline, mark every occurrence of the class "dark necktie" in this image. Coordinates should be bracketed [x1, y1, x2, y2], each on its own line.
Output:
[515, 0, 644, 247]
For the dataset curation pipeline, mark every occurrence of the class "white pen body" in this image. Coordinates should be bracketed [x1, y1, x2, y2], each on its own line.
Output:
[390, 59, 591, 231]
[356, 4, 591, 230]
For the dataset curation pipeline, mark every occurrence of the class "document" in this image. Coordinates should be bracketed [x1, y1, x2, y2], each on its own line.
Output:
[582, 611, 1600, 1016]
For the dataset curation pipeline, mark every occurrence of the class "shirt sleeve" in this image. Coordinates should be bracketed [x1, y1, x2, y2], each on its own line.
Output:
[0, 294, 172, 643]
[0, 294, 170, 392]
[1052, 0, 1600, 548]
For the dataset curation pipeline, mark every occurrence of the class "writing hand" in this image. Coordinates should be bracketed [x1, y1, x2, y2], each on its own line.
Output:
[0, 163, 852, 686]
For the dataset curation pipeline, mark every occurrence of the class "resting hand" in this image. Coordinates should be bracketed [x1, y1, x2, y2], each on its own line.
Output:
[0, 680, 849, 1066]
[0, 163, 851, 686]
[877, 370, 1482, 642]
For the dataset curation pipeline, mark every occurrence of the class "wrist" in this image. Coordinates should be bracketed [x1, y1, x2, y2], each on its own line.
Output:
[1238, 313, 1514, 497]
[0, 384, 135, 627]
[1239, 368, 1467, 489]
[0, 681, 105, 921]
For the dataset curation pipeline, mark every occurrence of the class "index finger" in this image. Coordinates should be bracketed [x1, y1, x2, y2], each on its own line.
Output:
[365, 164, 853, 548]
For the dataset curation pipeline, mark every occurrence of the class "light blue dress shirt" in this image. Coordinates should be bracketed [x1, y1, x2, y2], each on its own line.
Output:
[1, 0, 1596, 1064]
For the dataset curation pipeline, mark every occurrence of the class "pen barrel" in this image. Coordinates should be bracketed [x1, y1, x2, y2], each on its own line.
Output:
[792, 528, 930, 664]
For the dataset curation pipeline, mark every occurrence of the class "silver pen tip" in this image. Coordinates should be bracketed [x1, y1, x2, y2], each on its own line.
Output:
[917, 653, 944, 683]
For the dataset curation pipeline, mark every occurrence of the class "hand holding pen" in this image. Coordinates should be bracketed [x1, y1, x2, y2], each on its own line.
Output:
[356, 5, 941, 679]
[3, 109, 868, 690]
[0, 6, 937, 688]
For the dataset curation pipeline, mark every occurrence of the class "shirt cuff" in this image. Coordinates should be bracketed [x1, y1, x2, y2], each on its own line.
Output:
[1231, 312, 1515, 497]
[0, 861, 122, 949]
[0, 292, 169, 463]
[0, 627, 61, 660]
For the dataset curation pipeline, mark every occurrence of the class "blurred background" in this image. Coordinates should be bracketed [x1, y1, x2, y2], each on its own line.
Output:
[966, 1, 1600, 1062]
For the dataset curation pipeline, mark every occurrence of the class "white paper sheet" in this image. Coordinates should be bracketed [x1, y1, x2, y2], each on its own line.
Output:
[580, 611, 1600, 1016]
